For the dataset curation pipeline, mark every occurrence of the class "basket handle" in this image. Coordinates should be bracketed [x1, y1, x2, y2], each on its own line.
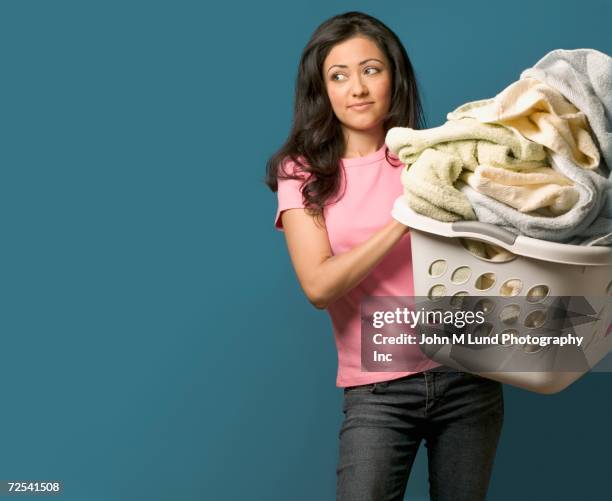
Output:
[451, 221, 518, 245]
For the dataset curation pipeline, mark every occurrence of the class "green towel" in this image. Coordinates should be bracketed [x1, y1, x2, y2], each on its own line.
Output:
[400, 148, 476, 221]
[386, 117, 547, 169]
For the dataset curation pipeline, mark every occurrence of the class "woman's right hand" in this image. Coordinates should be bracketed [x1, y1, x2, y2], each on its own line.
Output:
[281, 208, 409, 309]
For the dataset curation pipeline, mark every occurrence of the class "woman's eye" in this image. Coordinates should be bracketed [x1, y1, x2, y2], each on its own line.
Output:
[331, 67, 380, 81]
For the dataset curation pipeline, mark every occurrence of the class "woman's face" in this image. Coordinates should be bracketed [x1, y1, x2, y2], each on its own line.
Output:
[323, 36, 392, 135]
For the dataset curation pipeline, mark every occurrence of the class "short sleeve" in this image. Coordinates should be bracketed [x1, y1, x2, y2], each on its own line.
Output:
[274, 159, 310, 231]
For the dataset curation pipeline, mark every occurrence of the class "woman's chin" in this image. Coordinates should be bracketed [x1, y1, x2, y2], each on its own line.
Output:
[343, 120, 385, 133]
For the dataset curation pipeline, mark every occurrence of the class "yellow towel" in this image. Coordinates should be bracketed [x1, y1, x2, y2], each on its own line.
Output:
[461, 165, 579, 215]
[447, 77, 599, 170]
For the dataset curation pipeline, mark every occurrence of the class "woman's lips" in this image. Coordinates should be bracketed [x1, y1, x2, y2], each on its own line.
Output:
[349, 102, 374, 111]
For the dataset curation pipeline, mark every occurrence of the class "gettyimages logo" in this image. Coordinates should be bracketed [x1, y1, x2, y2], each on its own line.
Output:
[361, 295, 612, 373]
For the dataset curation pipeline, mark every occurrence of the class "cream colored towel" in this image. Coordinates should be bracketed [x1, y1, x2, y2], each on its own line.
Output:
[461, 165, 579, 215]
[386, 116, 548, 170]
[447, 77, 600, 170]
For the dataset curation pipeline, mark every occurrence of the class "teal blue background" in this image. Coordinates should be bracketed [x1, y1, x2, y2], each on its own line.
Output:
[1, 0, 610, 499]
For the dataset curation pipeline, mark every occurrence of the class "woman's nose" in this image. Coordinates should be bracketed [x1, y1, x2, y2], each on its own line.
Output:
[350, 75, 369, 96]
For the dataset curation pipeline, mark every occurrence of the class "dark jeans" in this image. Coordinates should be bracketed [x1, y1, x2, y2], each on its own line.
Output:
[336, 368, 504, 501]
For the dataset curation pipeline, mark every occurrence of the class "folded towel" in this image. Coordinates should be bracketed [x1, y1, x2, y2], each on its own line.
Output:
[447, 77, 600, 170]
[399, 148, 476, 221]
[459, 151, 609, 243]
[460, 165, 579, 215]
[386, 117, 548, 170]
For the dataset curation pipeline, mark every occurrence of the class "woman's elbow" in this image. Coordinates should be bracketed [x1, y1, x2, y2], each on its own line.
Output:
[305, 285, 329, 310]
[310, 297, 328, 310]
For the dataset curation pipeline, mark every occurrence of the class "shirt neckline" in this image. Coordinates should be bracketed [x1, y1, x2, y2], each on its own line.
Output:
[341, 144, 388, 167]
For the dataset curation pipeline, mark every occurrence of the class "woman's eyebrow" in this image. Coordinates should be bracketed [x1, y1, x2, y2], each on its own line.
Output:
[326, 58, 384, 73]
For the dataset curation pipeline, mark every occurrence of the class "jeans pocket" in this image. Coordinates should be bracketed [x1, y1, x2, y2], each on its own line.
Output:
[341, 383, 377, 415]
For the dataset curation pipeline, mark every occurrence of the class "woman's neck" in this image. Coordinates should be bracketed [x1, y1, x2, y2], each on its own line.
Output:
[342, 128, 386, 159]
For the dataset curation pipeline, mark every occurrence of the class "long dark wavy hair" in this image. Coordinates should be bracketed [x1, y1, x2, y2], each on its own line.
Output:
[264, 11, 426, 224]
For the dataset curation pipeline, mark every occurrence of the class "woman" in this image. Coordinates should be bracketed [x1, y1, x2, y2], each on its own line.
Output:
[265, 11, 504, 501]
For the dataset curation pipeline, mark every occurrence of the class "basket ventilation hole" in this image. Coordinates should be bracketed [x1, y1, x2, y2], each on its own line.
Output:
[473, 322, 493, 337]
[500, 329, 518, 346]
[524, 309, 547, 329]
[424, 308, 445, 325]
[474, 298, 496, 315]
[459, 238, 516, 263]
[428, 260, 447, 278]
[450, 291, 468, 309]
[428, 284, 446, 301]
[523, 343, 544, 354]
[500, 279, 522, 297]
[499, 305, 520, 325]
[475, 273, 496, 291]
[526, 285, 549, 303]
[425, 309, 445, 326]
[451, 266, 471, 284]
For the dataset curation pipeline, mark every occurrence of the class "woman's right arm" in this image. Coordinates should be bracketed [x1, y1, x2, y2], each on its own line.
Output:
[281, 208, 409, 310]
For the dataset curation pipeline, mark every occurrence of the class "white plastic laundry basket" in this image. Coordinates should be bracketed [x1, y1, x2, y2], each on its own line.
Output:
[392, 196, 612, 394]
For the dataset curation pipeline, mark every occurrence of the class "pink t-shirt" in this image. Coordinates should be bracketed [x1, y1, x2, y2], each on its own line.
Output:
[274, 144, 440, 387]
